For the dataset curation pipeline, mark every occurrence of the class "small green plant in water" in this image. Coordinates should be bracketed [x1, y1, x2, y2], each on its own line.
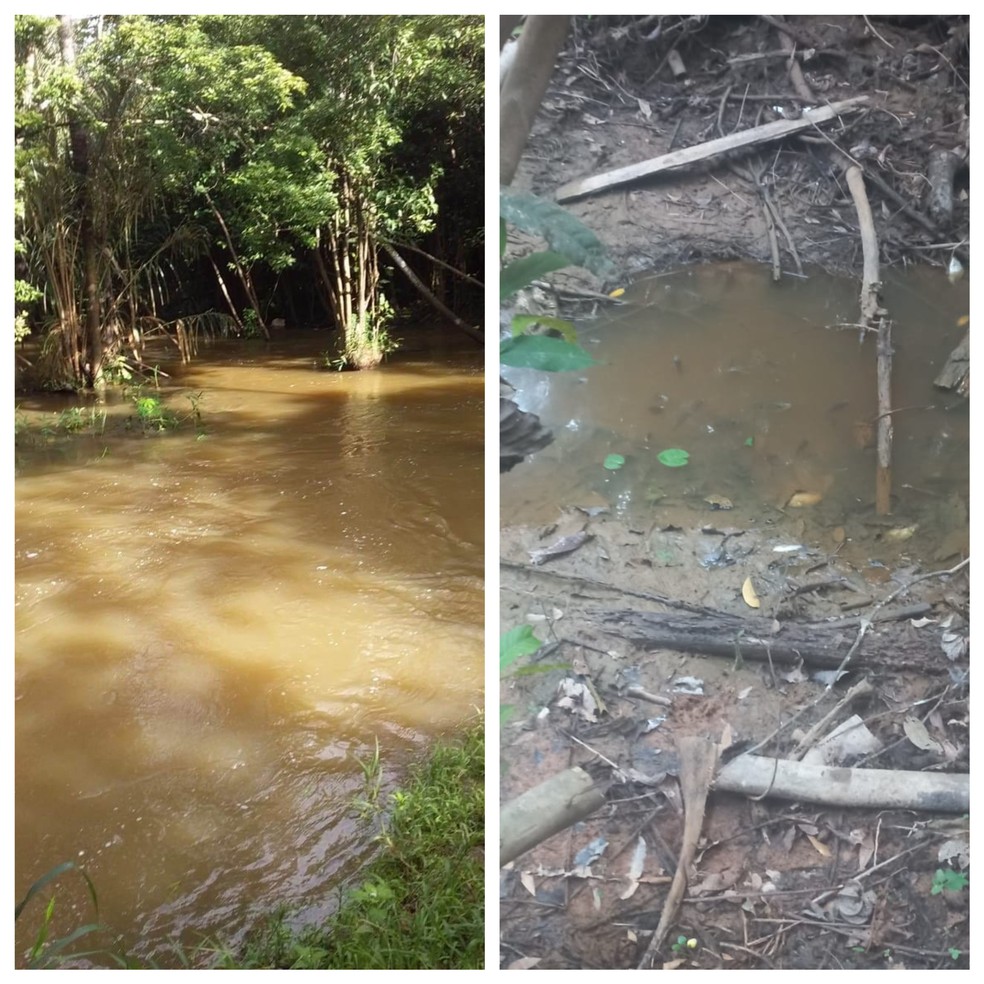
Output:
[604, 453, 625, 470]
[353, 737, 383, 821]
[241, 308, 265, 340]
[57, 406, 89, 433]
[132, 392, 178, 431]
[15, 861, 113, 969]
[339, 300, 401, 370]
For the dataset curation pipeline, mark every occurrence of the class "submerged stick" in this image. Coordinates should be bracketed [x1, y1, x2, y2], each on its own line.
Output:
[844, 163, 893, 514]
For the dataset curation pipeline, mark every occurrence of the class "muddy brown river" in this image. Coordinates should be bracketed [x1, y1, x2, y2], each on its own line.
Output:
[15, 332, 483, 965]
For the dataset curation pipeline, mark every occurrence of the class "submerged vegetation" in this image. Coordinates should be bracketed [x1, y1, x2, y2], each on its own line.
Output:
[16, 724, 484, 970]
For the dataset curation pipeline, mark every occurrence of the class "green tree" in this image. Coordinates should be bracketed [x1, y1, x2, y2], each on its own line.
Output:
[15, 15, 483, 387]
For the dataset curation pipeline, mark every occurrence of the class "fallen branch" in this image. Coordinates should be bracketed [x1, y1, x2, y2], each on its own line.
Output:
[556, 96, 869, 202]
[638, 736, 719, 968]
[380, 243, 482, 344]
[597, 608, 953, 675]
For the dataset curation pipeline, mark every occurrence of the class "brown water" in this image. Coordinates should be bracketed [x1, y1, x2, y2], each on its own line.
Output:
[503, 262, 968, 564]
[15, 332, 483, 965]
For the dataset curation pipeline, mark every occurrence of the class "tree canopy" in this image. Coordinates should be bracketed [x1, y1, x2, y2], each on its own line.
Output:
[14, 14, 484, 386]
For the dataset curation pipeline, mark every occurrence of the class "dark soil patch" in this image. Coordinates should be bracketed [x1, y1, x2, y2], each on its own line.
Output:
[500, 14, 969, 971]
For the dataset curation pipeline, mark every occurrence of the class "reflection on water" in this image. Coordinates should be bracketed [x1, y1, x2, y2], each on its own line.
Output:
[503, 262, 968, 564]
[15, 333, 483, 964]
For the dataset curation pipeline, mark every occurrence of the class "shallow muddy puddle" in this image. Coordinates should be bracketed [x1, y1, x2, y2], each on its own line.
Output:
[15, 332, 483, 965]
[503, 262, 968, 568]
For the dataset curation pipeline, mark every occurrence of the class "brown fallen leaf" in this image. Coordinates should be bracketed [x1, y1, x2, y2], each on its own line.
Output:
[786, 491, 823, 508]
[528, 530, 593, 565]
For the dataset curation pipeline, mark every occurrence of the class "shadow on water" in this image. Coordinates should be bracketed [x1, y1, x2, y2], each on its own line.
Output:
[503, 262, 968, 568]
[14, 327, 483, 964]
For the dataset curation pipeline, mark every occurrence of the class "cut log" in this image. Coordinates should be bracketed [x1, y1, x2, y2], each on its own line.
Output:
[598, 609, 955, 676]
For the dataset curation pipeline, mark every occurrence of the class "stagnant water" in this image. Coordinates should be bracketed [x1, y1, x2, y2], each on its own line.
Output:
[503, 262, 968, 566]
[15, 330, 483, 966]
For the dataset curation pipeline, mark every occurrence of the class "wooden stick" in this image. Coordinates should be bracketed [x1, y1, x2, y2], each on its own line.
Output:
[844, 163, 893, 515]
[556, 97, 868, 202]
[875, 320, 894, 514]
[638, 736, 719, 968]
[500, 766, 608, 866]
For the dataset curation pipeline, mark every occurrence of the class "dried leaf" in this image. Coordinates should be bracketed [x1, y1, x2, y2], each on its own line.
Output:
[856, 831, 875, 871]
[529, 531, 593, 565]
[807, 833, 832, 857]
[508, 957, 542, 970]
[902, 716, 943, 754]
[627, 836, 647, 881]
[520, 870, 537, 896]
[941, 630, 968, 661]
[786, 491, 823, 508]
[742, 576, 761, 608]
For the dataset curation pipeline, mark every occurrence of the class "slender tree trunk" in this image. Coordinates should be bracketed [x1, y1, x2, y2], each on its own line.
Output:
[207, 255, 244, 331]
[205, 192, 270, 339]
[58, 14, 105, 392]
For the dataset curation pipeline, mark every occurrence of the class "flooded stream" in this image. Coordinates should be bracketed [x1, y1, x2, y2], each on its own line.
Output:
[15, 331, 483, 965]
[503, 262, 968, 567]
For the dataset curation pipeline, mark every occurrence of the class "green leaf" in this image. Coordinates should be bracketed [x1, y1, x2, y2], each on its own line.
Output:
[744, 436, 754, 447]
[931, 868, 968, 894]
[657, 448, 690, 468]
[500, 189, 615, 278]
[500, 334, 595, 371]
[500, 625, 542, 671]
[500, 251, 571, 299]
[603, 453, 625, 470]
[511, 315, 578, 343]
[949, 948, 961, 961]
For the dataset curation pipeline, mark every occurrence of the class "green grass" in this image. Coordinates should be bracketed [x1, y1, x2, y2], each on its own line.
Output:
[224, 722, 484, 969]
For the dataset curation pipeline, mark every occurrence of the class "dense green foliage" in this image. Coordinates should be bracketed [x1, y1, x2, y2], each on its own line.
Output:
[15, 14, 483, 386]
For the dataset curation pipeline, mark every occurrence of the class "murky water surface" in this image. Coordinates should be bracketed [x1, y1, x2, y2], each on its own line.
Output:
[503, 263, 968, 565]
[15, 332, 483, 964]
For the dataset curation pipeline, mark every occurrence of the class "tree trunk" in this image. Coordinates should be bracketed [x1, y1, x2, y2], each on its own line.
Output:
[205, 192, 269, 338]
[58, 14, 105, 393]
